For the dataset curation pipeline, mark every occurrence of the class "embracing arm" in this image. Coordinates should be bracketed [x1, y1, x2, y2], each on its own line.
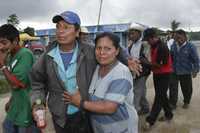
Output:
[0, 50, 33, 89]
[30, 54, 48, 107]
[82, 100, 118, 114]
[63, 90, 118, 114]
[2, 68, 26, 88]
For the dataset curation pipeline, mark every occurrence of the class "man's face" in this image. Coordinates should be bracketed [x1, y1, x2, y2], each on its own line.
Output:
[176, 34, 186, 45]
[147, 37, 156, 46]
[0, 38, 15, 53]
[56, 20, 80, 45]
[80, 33, 90, 44]
[128, 30, 141, 42]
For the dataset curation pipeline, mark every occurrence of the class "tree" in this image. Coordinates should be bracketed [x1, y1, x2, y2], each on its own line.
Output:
[24, 27, 35, 36]
[171, 20, 180, 31]
[7, 14, 20, 27]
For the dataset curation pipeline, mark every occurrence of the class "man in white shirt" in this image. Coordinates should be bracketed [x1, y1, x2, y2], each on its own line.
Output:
[126, 23, 150, 115]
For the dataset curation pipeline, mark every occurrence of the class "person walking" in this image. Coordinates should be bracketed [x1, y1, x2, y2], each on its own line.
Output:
[63, 32, 138, 133]
[126, 23, 150, 114]
[30, 11, 141, 133]
[0, 24, 38, 133]
[142, 28, 173, 129]
[170, 29, 199, 109]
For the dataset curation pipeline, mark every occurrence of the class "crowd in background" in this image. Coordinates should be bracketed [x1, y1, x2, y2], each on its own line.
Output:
[0, 10, 199, 133]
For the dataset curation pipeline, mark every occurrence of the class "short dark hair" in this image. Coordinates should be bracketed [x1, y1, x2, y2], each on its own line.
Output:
[0, 24, 20, 43]
[94, 32, 120, 49]
[143, 28, 157, 40]
[175, 29, 187, 38]
[74, 23, 80, 31]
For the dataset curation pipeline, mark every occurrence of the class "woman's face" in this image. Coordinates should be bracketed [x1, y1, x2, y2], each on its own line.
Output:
[95, 36, 119, 66]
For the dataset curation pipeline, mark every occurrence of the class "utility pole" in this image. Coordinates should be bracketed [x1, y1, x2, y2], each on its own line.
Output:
[97, 0, 103, 32]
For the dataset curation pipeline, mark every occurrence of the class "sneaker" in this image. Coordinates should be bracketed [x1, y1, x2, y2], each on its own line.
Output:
[143, 122, 152, 131]
[158, 116, 172, 122]
[169, 104, 177, 110]
[138, 109, 149, 115]
[182, 103, 189, 109]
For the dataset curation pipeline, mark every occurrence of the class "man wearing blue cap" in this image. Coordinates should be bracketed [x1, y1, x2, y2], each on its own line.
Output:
[30, 11, 141, 133]
[30, 11, 95, 133]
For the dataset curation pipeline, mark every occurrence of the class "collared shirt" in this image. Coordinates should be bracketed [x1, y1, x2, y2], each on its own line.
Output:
[130, 39, 142, 59]
[167, 39, 174, 50]
[7, 48, 35, 126]
[89, 62, 138, 133]
[177, 41, 187, 52]
[48, 42, 79, 115]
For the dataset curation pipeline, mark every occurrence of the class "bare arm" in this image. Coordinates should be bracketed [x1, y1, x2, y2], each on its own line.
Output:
[0, 50, 25, 89]
[63, 91, 118, 114]
[82, 100, 118, 114]
[2, 68, 26, 89]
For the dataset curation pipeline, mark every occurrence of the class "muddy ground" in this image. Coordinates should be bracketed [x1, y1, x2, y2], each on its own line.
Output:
[0, 74, 199, 133]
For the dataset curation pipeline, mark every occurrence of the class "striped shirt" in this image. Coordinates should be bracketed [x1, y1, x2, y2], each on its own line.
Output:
[89, 62, 138, 133]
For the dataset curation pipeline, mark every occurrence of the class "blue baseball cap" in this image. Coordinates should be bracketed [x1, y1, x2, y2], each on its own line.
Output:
[52, 11, 81, 25]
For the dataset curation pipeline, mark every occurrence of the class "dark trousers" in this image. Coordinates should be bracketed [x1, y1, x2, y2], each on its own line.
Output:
[53, 112, 93, 133]
[146, 73, 173, 125]
[169, 74, 193, 105]
[169, 73, 178, 106]
[178, 74, 193, 104]
[3, 118, 40, 133]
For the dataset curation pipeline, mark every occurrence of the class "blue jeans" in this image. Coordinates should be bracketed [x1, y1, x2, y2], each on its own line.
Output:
[3, 118, 40, 133]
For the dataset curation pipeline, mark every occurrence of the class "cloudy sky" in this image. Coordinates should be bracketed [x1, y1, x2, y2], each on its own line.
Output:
[1, 0, 200, 31]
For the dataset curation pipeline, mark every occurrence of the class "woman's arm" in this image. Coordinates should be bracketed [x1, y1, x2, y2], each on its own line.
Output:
[83, 100, 118, 114]
[63, 91, 118, 114]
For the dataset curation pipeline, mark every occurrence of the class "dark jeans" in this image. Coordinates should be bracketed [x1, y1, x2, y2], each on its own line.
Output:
[169, 74, 193, 105]
[169, 73, 178, 106]
[53, 111, 93, 133]
[178, 74, 193, 104]
[3, 118, 40, 133]
[146, 73, 173, 125]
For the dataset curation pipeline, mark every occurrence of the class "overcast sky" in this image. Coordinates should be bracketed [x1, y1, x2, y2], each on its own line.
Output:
[1, 0, 200, 31]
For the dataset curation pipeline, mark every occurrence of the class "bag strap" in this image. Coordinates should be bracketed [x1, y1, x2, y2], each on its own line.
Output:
[128, 42, 133, 54]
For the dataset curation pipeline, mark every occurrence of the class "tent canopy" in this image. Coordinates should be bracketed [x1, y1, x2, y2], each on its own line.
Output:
[20, 33, 40, 41]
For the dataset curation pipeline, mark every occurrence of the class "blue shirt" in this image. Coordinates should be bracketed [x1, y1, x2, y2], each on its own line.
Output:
[48, 42, 79, 114]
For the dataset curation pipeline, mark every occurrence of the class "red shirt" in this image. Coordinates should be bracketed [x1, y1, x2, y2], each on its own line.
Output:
[151, 46, 173, 74]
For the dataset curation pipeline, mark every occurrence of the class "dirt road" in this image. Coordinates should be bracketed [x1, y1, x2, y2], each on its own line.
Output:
[0, 74, 199, 133]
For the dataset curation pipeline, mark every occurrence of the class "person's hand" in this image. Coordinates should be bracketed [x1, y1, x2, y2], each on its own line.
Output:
[127, 57, 142, 76]
[32, 106, 45, 122]
[192, 72, 198, 78]
[5, 101, 10, 112]
[63, 90, 81, 107]
[0, 50, 9, 67]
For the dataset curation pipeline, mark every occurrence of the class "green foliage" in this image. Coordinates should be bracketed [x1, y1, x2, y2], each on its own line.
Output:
[24, 27, 35, 36]
[188, 31, 200, 40]
[7, 14, 20, 27]
[0, 79, 10, 94]
[171, 20, 181, 31]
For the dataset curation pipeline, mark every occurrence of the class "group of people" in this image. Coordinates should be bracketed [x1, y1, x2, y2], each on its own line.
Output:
[0, 10, 199, 133]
